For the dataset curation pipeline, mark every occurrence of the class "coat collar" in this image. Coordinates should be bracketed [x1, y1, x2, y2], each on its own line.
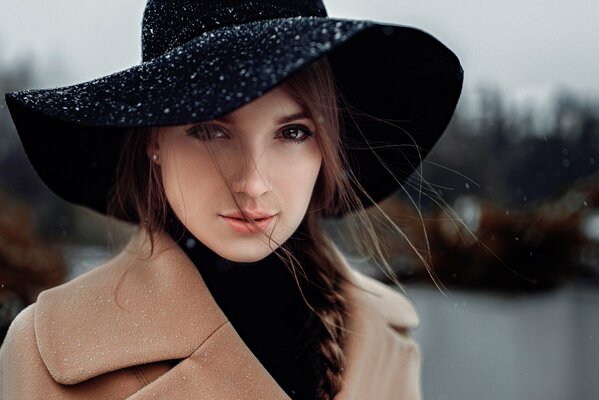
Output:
[34, 228, 420, 397]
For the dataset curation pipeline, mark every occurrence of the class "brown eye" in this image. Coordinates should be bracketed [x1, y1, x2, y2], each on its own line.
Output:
[186, 123, 229, 141]
[279, 125, 314, 144]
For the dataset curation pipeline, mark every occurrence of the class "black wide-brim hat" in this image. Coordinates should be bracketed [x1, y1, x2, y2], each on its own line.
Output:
[5, 0, 463, 222]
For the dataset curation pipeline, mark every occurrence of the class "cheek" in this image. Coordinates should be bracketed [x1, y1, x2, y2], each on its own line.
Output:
[160, 144, 223, 217]
[275, 147, 322, 207]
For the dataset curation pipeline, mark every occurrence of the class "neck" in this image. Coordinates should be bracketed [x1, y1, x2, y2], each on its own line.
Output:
[161, 210, 312, 316]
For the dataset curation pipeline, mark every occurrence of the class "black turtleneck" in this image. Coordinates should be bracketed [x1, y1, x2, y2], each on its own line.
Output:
[164, 213, 321, 399]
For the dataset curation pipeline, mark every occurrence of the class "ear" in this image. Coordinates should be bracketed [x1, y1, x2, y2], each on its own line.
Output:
[146, 129, 160, 163]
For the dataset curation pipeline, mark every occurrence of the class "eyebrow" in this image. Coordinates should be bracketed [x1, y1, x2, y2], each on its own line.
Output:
[213, 111, 311, 125]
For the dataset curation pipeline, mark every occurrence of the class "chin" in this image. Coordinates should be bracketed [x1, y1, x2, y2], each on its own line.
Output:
[216, 244, 277, 263]
[187, 219, 296, 263]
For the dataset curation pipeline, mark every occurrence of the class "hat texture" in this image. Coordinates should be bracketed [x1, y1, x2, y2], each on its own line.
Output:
[5, 0, 463, 221]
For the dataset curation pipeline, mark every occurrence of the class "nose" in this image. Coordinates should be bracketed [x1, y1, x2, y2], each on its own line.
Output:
[230, 152, 271, 199]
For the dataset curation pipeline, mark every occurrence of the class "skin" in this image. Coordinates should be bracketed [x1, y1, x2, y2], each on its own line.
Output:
[150, 85, 323, 262]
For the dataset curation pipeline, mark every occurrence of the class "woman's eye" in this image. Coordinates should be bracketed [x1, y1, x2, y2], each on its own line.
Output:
[279, 125, 314, 143]
[186, 123, 314, 144]
[186, 123, 229, 141]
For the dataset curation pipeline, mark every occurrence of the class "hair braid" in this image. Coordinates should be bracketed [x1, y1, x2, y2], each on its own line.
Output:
[298, 219, 349, 400]
[313, 266, 347, 399]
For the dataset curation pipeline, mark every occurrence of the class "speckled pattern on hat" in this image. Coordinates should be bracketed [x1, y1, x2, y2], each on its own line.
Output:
[11, 17, 370, 127]
[5, 0, 463, 221]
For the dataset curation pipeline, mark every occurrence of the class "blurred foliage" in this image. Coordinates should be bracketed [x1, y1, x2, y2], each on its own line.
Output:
[328, 173, 598, 293]
[386, 174, 595, 292]
[328, 85, 599, 292]
[0, 190, 67, 341]
[420, 85, 599, 209]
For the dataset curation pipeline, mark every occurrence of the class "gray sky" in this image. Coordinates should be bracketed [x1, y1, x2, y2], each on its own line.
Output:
[1, 0, 598, 98]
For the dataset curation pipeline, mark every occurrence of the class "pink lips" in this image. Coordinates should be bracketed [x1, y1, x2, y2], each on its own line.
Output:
[219, 209, 277, 234]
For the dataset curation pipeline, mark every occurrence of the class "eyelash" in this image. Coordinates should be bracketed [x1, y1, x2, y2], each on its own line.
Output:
[186, 123, 314, 145]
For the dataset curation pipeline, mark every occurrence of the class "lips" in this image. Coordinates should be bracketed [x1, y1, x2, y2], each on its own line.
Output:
[227, 216, 270, 221]
[220, 213, 276, 234]
[221, 209, 277, 220]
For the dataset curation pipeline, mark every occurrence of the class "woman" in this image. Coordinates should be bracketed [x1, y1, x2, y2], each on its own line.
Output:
[0, 0, 463, 399]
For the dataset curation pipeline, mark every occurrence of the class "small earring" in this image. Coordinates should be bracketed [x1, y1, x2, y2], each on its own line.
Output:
[152, 153, 159, 162]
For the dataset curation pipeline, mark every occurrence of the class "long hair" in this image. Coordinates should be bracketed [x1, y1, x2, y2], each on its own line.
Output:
[108, 56, 428, 399]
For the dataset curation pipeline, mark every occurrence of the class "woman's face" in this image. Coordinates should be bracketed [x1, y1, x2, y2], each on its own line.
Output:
[153, 85, 322, 262]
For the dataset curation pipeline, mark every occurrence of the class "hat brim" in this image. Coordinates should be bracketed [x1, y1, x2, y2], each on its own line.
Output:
[5, 17, 463, 221]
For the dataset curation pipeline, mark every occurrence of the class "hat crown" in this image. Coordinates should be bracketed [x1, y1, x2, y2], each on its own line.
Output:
[142, 0, 328, 61]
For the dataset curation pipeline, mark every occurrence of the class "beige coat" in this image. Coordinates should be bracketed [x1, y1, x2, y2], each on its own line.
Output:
[0, 229, 422, 399]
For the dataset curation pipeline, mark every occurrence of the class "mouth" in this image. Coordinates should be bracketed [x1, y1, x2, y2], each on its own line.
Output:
[220, 209, 278, 220]
[226, 216, 271, 222]
[220, 214, 277, 234]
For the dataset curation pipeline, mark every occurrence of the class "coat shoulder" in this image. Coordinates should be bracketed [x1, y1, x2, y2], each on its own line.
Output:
[1, 303, 39, 369]
[1, 303, 37, 360]
[0, 303, 59, 398]
[331, 242, 420, 331]
[348, 270, 420, 330]
[336, 268, 423, 399]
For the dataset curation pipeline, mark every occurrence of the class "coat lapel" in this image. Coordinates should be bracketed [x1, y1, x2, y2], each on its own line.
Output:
[34, 228, 421, 399]
[35, 229, 229, 385]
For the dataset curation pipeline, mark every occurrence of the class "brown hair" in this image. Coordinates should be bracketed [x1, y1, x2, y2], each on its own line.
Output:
[108, 57, 428, 399]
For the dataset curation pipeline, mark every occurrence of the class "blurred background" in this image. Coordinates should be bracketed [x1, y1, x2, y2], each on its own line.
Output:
[1, 1, 598, 399]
